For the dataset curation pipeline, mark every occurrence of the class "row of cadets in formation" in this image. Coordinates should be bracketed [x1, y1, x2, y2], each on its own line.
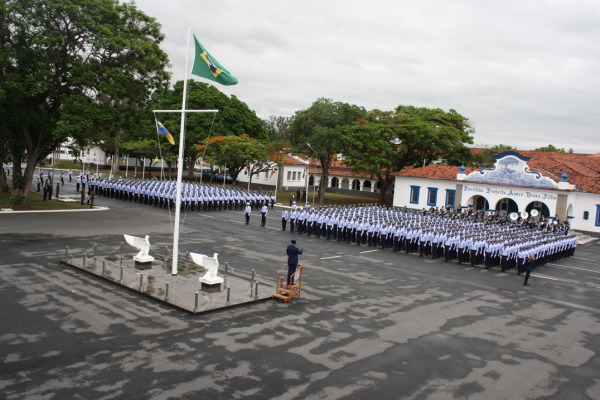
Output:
[281, 204, 576, 272]
[85, 177, 274, 211]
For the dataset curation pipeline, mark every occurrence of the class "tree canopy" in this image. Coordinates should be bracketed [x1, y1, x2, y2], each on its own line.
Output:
[197, 134, 277, 185]
[1, 0, 170, 203]
[469, 144, 516, 168]
[342, 106, 474, 204]
[147, 80, 266, 178]
[533, 144, 566, 153]
[287, 98, 366, 203]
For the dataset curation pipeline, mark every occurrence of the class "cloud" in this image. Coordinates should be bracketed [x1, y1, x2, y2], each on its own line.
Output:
[133, 0, 600, 153]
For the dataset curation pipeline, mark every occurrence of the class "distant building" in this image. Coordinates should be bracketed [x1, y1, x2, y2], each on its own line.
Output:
[238, 155, 384, 197]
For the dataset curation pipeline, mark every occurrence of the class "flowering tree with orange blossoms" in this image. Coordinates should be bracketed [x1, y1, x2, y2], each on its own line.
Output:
[342, 106, 474, 205]
[197, 133, 277, 185]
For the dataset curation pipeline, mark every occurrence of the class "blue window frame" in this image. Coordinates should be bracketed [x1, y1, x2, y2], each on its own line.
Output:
[445, 189, 456, 208]
[410, 186, 420, 204]
[427, 188, 438, 206]
[596, 205, 600, 227]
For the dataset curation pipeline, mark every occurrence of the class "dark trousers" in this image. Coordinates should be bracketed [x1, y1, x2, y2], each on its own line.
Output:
[523, 269, 531, 285]
[282, 218, 287, 231]
[287, 264, 298, 285]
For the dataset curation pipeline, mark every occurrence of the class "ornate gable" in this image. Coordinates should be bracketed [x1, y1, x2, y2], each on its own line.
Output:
[461, 151, 559, 189]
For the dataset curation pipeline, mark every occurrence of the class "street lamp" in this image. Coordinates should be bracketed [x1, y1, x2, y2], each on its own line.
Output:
[306, 143, 318, 205]
[94, 152, 98, 177]
[272, 166, 279, 204]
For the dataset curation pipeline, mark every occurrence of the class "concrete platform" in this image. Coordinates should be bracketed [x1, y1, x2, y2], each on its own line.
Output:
[60, 255, 272, 314]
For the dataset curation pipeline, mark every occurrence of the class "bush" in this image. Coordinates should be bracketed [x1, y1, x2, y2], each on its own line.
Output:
[8, 193, 26, 208]
[12, 173, 25, 189]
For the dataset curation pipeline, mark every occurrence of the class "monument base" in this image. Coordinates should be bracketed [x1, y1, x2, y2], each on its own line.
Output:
[134, 260, 153, 270]
[134, 255, 154, 270]
[201, 282, 222, 293]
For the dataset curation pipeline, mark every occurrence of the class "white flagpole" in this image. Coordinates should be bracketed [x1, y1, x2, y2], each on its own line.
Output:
[171, 29, 193, 276]
[153, 30, 219, 276]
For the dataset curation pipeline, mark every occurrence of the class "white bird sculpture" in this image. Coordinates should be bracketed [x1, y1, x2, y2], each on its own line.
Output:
[123, 234, 155, 263]
[190, 252, 223, 285]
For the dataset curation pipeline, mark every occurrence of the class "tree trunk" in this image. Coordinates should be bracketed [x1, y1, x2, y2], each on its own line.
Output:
[0, 149, 8, 192]
[187, 153, 195, 179]
[318, 164, 329, 204]
[0, 168, 7, 193]
[378, 176, 393, 206]
[13, 154, 22, 176]
[10, 125, 41, 204]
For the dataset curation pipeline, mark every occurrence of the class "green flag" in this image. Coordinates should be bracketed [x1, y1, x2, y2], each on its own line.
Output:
[191, 35, 238, 86]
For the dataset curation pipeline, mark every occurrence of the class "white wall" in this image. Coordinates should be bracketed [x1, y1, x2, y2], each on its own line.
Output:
[566, 192, 600, 234]
[393, 177, 457, 210]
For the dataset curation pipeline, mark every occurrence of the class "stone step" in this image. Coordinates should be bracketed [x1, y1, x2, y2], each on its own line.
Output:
[572, 231, 599, 245]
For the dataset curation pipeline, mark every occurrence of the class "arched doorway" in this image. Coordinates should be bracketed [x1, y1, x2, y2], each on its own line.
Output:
[340, 178, 350, 189]
[467, 195, 489, 212]
[352, 179, 360, 191]
[362, 180, 372, 192]
[375, 181, 382, 193]
[495, 198, 519, 216]
[330, 177, 339, 188]
[526, 201, 550, 219]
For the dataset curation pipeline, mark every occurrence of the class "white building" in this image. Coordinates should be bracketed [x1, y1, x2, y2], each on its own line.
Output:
[393, 151, 600, 235]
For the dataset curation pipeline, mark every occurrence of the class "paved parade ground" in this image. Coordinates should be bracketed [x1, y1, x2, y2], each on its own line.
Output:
[1, 179, 600, 399]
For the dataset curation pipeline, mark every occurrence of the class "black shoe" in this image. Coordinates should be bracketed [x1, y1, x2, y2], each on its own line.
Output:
[524, 283, 530, 286]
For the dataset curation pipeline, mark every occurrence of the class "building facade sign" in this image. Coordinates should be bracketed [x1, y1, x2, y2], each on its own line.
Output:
[462, 185, 558, 201]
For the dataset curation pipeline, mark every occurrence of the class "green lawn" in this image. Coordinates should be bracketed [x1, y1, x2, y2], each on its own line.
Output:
[0, 190, 90, 211]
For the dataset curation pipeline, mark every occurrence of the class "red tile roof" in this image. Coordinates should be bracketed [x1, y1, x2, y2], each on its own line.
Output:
[283, 150, 600, 194]
[280, 155, 307, 166]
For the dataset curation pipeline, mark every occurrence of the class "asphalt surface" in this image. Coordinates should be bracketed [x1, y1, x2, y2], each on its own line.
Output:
[1, 179, 600, 400]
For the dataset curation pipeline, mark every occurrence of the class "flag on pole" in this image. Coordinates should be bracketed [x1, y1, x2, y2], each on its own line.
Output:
[152, 156, 160, 166]
[192, 34, 238, 86]
[156, 119, 175, 145]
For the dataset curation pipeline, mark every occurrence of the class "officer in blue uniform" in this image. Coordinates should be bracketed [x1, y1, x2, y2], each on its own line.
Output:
[286, 237, 304, 285]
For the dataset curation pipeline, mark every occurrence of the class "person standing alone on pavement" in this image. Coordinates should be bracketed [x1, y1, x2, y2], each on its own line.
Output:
[260, 203, 268, 227]
[281, 208, 289, 231]
[286, 237, 304, 285]
[244, 202, 251, 225]
[523, 254, 535, 286]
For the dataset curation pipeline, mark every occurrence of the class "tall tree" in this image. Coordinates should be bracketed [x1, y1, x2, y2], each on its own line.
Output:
[153, 81, 266, 179]
[287, 98, 366, 203]
[343, 106, 474, 205]
[197, 134, 275, 186]
[1, 0, 170, 204]
[264, 115, 290, 141]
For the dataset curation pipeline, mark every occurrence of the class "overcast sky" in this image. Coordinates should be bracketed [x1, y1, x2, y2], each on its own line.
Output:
[134, 0, 600, 153]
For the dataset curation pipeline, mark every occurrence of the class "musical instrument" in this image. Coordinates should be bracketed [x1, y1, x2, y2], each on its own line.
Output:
[530, 209, 539, 217]
[510, 212, 518, 221]
[520, 211, 529, 219]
